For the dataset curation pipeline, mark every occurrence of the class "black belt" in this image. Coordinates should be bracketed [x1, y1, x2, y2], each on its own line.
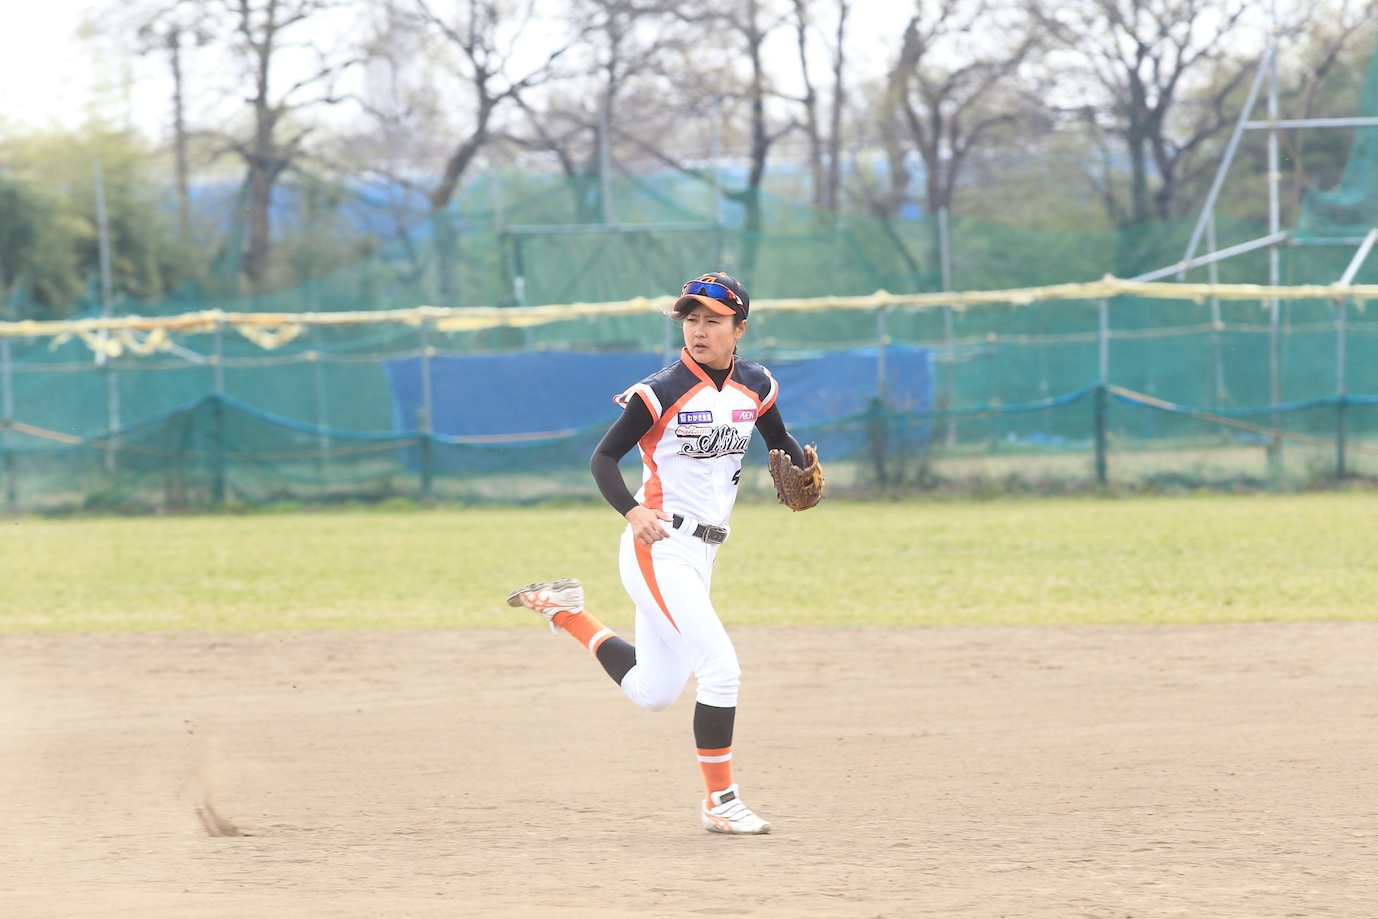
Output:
[671, 514, 729, 545]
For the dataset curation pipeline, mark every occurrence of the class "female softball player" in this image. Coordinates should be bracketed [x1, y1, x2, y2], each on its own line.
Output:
[508, 271, 823, 835]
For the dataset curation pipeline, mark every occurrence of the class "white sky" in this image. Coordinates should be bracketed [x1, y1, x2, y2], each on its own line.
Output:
[0, 0, 910, 137]
[0, 0, 105, 129]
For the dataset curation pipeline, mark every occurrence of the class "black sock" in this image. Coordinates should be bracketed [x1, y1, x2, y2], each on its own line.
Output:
[594, 636, 637, 684]
[693, 701, 736, 750]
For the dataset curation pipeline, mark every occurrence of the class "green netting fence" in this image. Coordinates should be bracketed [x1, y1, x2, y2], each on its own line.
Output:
[6, 39, 1378, 510]
[4, 277, 1378, 514]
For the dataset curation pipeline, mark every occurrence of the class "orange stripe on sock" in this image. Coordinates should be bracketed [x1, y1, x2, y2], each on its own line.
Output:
[586, 628, 614, 653]
[553, 610, 614, 653]
[697, 747, 733, 796]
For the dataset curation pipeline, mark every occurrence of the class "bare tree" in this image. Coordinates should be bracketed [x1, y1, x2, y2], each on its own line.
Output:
[1039, 0, 1270, 231]
[821, 2, 848, 214]
[723, 0, 791, 272]
[789, 0, 851, 214]
[882, 0, 1044, 280]
[412, 0, 572, 215]
[126, 0, 363, 290]
[511, 0, 692, 222]
[892, 1, 1042, 217]
[659, 0, 798, 275]
[228, 0, 363, 287]
[86, 0, 217, 240]
[369, 0, 573, 297]
[124, 7, 215, 238]
[332, 1, 446, 282]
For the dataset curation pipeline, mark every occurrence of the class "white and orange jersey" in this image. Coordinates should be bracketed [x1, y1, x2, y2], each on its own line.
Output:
[615, 348, 779, 527]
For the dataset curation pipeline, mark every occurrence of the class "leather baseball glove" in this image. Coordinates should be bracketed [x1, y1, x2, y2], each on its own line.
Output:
[767, 444, 825, 511]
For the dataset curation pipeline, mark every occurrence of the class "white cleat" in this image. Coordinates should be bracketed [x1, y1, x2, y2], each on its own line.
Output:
[701, 784, 771, 835]
[506, 578, 584, 634]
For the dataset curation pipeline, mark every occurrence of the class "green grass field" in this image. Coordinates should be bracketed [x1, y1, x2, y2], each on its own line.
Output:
[2, 493, 1374, 633]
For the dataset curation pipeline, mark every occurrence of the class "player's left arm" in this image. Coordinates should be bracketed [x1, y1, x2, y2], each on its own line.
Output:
[755, 405, 825, 511]
[754, 405, 805, 465]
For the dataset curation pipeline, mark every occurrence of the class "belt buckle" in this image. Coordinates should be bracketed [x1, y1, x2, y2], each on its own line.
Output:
[702, 525, 728, 545]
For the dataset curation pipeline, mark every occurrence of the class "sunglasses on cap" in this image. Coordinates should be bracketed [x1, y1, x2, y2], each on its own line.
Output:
[681, 279, 743, 306]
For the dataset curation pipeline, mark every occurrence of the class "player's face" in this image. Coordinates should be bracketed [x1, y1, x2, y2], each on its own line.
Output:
[681, 304, 745, 369]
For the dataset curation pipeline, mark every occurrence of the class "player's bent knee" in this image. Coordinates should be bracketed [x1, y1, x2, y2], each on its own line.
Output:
[695, 660, 741, 709]
[619, 670, 684, 712]
[628, 687, 680, 712]
[642, 695, 677, 712]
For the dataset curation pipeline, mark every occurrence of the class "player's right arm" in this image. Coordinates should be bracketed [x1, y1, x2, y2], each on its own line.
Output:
[590, 396, 671, 545]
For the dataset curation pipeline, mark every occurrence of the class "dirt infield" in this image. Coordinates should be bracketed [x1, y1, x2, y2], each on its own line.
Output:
[2, 622, 1375, 919]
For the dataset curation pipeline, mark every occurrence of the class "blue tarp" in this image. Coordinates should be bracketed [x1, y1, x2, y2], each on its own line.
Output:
[383, 345, 934, 468]
[384, 351, 660, 440]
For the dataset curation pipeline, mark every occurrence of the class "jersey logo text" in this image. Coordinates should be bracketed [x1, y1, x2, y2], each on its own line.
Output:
[678, 424, 752, 458]
[732, 409, 757, 422]
[677, 410, 714, 425]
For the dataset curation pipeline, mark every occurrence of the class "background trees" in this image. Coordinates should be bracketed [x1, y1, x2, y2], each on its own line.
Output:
[1038, 0, 1267, 231]
[2, 0, 1377, 316]
[875, 0, 1046, 281]
[0, 128, 185, 319]
[0, 170, 83, 317]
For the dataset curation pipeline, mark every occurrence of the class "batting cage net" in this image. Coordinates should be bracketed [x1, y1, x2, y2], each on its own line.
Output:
[3, 274, 1378, 513]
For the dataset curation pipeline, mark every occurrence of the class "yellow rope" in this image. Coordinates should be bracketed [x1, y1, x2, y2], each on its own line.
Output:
[4, 278, 1374, 356]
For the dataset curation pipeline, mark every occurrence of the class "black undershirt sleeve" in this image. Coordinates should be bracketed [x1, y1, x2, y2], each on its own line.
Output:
[589, 395, 653, 517]
[754, 404, 806, 466]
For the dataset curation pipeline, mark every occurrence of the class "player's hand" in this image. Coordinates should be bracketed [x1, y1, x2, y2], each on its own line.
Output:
[626, 505, 672, 546]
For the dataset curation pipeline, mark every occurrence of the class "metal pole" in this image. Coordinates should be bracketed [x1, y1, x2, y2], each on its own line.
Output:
[1, 337, 15, 513]
[1139, 232, 1289, 283]
[94, 161, 115, 316]
[1332, 228, 1376, 479]
[1182, 47, 1273, 265]
[419, 317, 435, 500]
[1098, 300, 1110, 386]
[1095, 298, 1110, 485]
[211, 316, 226, 505]
[599, 98, 614, 226]
[512, 236, 527, 307]
[874, 306, 891, 487]
[942, 302, 955, 449]
[213, 316, 226, 396]
[1208, 214, 1224, 409]
[490, 169, 515, 309]
[310, 327, 330, 487]
[937, 209, 957, 448]
[938, 207, 953, 292]
[1245, 115, 1378, 130]
[1266, 43, 1283, 477]
[94, 160, 120, 474]
[876, 307, 888, 400]
[1336, 297, 1348, 479]
[105, 353, 121, 474]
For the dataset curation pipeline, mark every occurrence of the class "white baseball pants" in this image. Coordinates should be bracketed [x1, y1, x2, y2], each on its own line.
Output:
[616, 525, 741, 710]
